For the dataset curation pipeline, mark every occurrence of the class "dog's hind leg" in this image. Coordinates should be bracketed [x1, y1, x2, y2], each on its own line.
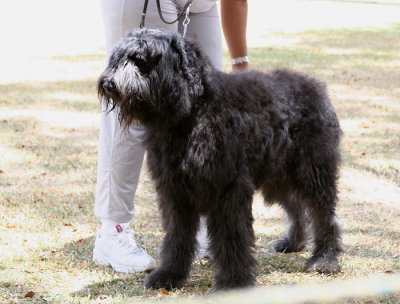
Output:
[207, 180, 257, 290]
[272, 195, 307, 253]
[298, 165, 343, 274]
[306, 201, 342, 274]
[145, 197, 199, 290]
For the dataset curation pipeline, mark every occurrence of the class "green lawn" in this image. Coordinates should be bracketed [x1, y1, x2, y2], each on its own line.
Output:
[0, 7, 399, 304]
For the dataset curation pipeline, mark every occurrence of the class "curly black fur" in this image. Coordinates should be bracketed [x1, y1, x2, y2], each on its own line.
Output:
[98, 28, 343, 290]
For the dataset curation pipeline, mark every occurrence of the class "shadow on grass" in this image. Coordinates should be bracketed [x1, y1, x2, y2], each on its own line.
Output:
[71, 277, 148, 299]
[258, 254, 309, 275]
[64, 233, 311, 299]
[70, 255, 310, 299]
[57, 236, 97, 269]
[65, 238, 212, 298]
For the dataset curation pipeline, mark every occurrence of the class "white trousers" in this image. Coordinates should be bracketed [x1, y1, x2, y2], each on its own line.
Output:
[95, 0, 223, 223]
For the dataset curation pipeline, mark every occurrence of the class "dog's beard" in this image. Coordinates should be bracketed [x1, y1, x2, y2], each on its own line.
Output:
[114, 61, 150, 98]
[99, 62, 157, 128]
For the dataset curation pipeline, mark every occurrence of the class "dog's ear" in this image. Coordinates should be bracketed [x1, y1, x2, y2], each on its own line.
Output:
[169, 35, 208, 97]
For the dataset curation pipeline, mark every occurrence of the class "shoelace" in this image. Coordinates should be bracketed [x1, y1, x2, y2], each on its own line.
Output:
[113, 228, 143, 254]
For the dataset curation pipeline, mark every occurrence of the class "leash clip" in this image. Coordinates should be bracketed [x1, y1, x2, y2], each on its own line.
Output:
[140, 0, 194, 32]
[182, 4, 192, 37]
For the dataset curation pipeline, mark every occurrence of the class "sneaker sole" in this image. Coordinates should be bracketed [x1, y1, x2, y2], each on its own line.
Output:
[93, 250, 156, 273]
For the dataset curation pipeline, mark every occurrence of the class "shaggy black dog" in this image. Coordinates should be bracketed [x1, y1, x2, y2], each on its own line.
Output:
[98, 28, 343, 290]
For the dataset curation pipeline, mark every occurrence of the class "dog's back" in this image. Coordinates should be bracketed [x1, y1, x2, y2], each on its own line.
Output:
[195, 68, 341, 189]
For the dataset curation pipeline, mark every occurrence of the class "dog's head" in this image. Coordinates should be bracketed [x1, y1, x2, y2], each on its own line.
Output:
[98, 28, 212, 129]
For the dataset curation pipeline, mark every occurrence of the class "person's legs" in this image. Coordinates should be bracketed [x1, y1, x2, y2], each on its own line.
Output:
[94, 0, 178, 273]
[94, 0, 224, 271]
[182, 4, 223, 70]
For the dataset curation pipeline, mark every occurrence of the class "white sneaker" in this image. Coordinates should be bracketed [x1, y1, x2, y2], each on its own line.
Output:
[196, 219, 210, 259]
[93, 223, 156, 273]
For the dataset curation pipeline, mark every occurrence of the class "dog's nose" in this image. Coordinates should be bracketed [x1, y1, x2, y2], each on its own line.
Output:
[103, 79, 116, 91]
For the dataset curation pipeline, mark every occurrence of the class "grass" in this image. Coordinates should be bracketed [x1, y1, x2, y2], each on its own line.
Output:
[0, 12, 399, 304]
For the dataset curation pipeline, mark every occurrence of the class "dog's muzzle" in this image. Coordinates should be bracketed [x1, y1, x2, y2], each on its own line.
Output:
[102, 79, 116, 93]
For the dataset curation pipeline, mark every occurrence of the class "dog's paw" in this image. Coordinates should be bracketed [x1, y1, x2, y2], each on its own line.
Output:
[306, 256, 340, 274]
[144, 268, 186, 290]
[273, 237, 305, 253]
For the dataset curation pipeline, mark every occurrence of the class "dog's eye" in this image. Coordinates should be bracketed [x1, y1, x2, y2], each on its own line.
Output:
[127, 54, 162, 75]
[128, 54, 148, 74]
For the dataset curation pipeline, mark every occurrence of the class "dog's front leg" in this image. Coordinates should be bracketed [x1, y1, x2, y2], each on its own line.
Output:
[145, 197, 199, 290]
[207, 180, 257, 290]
